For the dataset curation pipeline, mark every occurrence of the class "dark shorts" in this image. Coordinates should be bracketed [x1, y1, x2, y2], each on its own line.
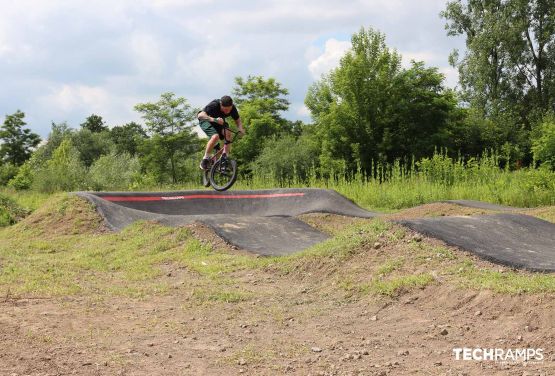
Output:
[199, 120, 226, 139]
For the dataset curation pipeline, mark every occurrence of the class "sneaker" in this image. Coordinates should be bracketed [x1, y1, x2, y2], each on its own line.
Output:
[200, 158, 210, 170]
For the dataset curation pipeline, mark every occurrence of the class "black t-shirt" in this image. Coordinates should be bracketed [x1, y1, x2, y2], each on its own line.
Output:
[203, 99, 240, 121]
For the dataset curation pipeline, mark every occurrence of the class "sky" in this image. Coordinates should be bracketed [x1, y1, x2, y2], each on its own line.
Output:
[0, 0, 465, 138]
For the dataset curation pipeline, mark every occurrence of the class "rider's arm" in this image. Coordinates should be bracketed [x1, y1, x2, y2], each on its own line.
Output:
[198, 111, 216, 123]
[198, 111, 224, 125]
[235, 117, 245, 134]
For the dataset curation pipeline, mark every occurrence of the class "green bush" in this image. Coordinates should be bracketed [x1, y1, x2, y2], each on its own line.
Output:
[251, 134, 319, 184]
[0, 194, 29, 226]
[0, 163, 19, 186]
[32, 139, 89, 193]
[532, 118, 555, 170]
[89, 152, 141, 190]
[7, 162, 33, 190]
[520, 167, 555, 192]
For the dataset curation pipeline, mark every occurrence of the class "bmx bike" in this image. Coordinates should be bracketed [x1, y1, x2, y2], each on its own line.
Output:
[202, 127, 241, 191]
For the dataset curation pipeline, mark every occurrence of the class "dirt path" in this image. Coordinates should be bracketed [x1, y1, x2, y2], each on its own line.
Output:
[2, 269, 554, 373]
[1, 274, 553, 375]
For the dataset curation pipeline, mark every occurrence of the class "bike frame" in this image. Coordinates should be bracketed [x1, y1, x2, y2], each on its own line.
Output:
[209, 127, 240, 162]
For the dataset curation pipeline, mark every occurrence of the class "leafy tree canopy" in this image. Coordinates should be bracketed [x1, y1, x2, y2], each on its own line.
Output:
[80, 114, 108, 133]
[0, 110, 41, 166]
[305, 27, 458, 174]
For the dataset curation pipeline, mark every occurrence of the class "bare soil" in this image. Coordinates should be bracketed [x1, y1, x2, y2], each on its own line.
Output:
[1, 204, 554, 375]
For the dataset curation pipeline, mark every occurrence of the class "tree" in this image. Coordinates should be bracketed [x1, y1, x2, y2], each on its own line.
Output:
[442, 0, 555, 162]
[0, 110, 41, 166]
[33, 122, 74, 164]
[71, 128, 114, 167]
[134, 92, 199, 183]
[233, 76, 290, 118]
[251, 133, 320, 185]
[531, 113, 555, 169]
[305, 27, 458, 176]
[231, 76, 292, 167]
[32, 139, 88, 193]
[80, 114, 108, 133]
[384, 62, 457, 159]
[442, 0, 512, 115]
[110, 122, 147, 156]
[509, 0, 555, 113]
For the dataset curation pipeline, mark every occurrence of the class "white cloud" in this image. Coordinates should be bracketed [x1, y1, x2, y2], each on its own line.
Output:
[0, 0, 465, 135]
[308, 38, 351, 79]
[176, 42, 245, 91]
[439, 66, 459, 89]
[0, 34, 9, 56]
[400, 51, 443, 67]
[0, 15, 32, 59]
[41, 84, 111, 113]
[399, 50, 460, 89]
[296, 104, 311, 118]
[37, 83, 143, 126]
[149, 0, 215, 8]
[129, 33, 166, 77]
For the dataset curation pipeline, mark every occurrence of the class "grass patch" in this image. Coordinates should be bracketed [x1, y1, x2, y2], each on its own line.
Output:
[370, 273, 436, 296]
[0, 200, 265, 298]
[0, 187, 51, 212]
[236, 152, 555, 210]
[287, 219, 391, 260]
[192, 288, 251, 303]
[0, 194, 278, 298]
[299, 217, 555, 298]
[450, 261, 555, 294]
[526, 206, 555, 223]
[376, 257, 405, 276]
[338, 272, 435, 299]
[0, 193, 30, 227]
[223, 344, 280, 367]
[11, 193, 105, 236]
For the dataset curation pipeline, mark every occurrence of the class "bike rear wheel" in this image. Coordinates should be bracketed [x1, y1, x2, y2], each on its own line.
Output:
[209, 158, 238, 191]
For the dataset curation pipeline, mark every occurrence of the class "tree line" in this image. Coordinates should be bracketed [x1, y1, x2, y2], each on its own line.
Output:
[2, 5, 555, 191]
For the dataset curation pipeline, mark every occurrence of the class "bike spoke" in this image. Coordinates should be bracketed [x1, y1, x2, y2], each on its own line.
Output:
[209, 158, 238, 191]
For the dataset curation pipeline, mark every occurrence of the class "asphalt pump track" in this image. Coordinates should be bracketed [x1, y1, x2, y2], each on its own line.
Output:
[77, 189, 555, 272]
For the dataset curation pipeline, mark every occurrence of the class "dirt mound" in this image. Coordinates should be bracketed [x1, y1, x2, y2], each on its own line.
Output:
[14, 194, 107, 236]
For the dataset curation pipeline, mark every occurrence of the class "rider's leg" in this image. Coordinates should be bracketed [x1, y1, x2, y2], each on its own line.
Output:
[199, 121, 223, 169]
[199, 120, 221, 157]
[204, 134, 220, 158]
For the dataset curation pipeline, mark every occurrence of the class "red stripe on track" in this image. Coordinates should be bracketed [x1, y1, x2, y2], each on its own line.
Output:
[101, 193, 305, 202]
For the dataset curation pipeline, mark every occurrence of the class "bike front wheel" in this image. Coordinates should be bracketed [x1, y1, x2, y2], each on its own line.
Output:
[209, 158, 238, 191]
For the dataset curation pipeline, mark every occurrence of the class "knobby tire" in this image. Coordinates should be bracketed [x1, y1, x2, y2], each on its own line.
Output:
[209, 158, 238, 191]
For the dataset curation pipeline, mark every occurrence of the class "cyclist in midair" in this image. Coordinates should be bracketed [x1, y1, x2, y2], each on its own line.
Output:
[197, 95, 245, 170]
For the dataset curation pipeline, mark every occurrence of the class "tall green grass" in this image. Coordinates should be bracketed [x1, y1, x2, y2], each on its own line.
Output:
[0, 188, 51, 226]
[0, 187, 51, 211]
[235, 151, 555, 210]
[4, 151, 555, 213]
